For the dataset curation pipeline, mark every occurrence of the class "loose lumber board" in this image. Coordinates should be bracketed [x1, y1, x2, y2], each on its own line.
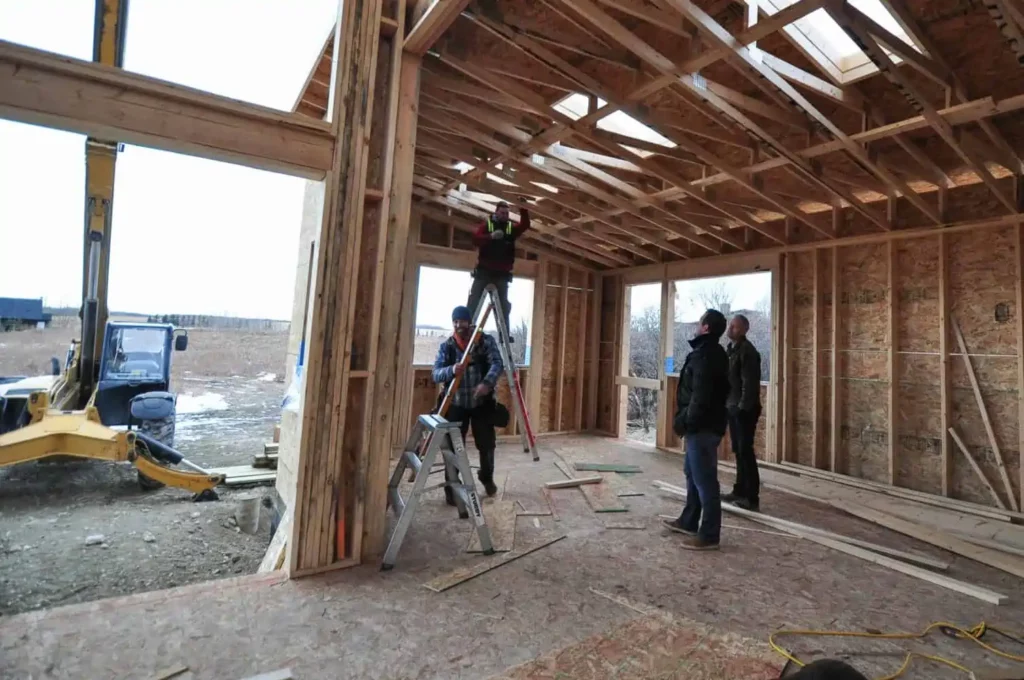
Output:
[603, 471, 639, 497]
[833, 501, 1024, 580]
[237, 671, 293, 680]
[949, 427, 1008, 510]
[545, 476, 602, 489]
[467, 500, 517, 553]
[580, 474, 628, 513]
[794, 532, 1008, 605]
[423, 534, 566, 592]
[770, 461, 1024, 522]
[604, 521, 647, 530]
[573, 462, 643, 473]
[652, 482, 950, 570]
[258, 508, 291, 573]
[208, 465, 277, 485]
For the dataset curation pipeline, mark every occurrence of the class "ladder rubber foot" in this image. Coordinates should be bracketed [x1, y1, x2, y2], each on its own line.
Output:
[483, 548, 496, 556]
[458, 510, 469, 519]
[381, 563, 394, 572]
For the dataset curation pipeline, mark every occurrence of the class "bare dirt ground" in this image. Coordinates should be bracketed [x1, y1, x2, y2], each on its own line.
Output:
[0, 324, 288, 616]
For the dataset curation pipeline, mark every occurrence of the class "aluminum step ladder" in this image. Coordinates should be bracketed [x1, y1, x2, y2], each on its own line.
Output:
[382, 414, 492, 570]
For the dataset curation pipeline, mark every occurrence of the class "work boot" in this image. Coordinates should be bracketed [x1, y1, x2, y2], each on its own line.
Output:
[662, 518, 697, 537]
[680, 535, 720, 551]
[478, 475, 498, 497]
[734, 497, 759, 512]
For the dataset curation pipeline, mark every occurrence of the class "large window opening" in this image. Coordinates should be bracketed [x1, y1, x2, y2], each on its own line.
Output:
[412, 266, 535, 366]
[672, 272, 773, 381]
[624, 283, 662, 443]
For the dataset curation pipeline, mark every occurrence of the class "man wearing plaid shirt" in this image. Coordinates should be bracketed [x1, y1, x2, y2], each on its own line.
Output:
[432, 305, 504, 501]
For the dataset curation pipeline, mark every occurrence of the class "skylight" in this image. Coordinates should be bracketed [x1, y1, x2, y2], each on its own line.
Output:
[553, 93, 676, 155]
[752, 0, 923, 84]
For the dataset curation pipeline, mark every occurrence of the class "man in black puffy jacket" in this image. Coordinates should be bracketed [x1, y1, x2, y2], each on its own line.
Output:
[663, 309, 729, 550]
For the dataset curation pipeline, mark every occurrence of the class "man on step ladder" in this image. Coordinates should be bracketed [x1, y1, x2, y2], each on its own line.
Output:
[468, 199, 530, 339]
[432, 305, 505, 498]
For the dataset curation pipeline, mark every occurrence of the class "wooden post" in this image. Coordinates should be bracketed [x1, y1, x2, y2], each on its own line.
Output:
[617, 278, 631, 438]
[769, 255, 784, 463]
[656, 275, 675, 449]
[586, 273, 603, 430]
[555, 266, 569, 431]
[289, 0, 413, 576]
[887, 240, 899, 486]
[812, 249, 824, 469]
[363, 46, 423, 560]
[1017, 224, 1024, 511]
[782, 253, 795, 462]
[528, 257, 549, 429]
[392, 212, 422, 445]
[830, 247, 842, 473]
[939, 233, 952, 496]
[574, 273, 588, 430]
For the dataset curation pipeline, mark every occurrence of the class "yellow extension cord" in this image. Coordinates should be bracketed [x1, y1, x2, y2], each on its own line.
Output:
[770, 622, 1024, 679]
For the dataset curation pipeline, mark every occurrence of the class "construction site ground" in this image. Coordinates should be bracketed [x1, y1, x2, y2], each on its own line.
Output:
[3, 435, 1024, 679]
[0, 325, 287, 615]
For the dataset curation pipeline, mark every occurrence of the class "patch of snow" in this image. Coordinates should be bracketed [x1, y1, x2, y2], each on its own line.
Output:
[176, 392, 229, 414]
[257, 372, 277, 382]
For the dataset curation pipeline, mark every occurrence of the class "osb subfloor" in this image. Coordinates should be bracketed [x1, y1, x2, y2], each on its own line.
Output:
[3, 435, 1024, 680]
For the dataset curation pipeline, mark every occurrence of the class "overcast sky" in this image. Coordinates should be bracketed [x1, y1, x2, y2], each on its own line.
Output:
[0, 0, 337, 319]
[629, 272, 773, 324]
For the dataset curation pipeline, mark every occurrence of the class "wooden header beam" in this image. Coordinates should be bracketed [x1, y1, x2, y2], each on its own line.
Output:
[405, 0, 472, 55]
[0, 41, 335, 179]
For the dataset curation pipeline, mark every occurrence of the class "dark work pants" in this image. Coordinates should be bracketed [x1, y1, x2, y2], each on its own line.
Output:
[468, 270, 512, 337]
[728, 406, 762, 502]
[445, 403, 496, 492]
[678, 431, 722, 544]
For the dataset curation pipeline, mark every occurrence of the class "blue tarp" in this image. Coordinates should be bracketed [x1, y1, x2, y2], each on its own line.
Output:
[0, 298, 50, 323]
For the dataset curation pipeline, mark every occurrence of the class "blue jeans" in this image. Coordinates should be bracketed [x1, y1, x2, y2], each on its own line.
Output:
[678, 431, 722, 543]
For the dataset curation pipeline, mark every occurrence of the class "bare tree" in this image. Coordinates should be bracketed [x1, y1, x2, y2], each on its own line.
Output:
[627, 306, 660, 434]
[689, 280, 735, 314]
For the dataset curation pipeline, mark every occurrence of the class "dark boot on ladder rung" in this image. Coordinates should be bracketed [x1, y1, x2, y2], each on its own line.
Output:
[382, 414, 493, 570]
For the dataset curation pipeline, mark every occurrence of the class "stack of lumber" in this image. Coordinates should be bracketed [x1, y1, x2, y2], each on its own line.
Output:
[254, 442, 279, 469]
[653, 480, 1013, 605]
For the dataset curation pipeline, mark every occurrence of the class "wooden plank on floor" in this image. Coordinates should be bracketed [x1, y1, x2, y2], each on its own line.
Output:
[833, 502, 1024, 580]
[604, 521, 646, 530]
[423, 535, 566, 592]
[545, 476, 602, 489]
[580, 474, 627, 513]
[573, 462, 643, 473]
[467, 500, 517, 553]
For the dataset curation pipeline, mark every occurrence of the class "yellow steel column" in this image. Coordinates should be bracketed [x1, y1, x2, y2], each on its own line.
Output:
[80, 0, 128, 370]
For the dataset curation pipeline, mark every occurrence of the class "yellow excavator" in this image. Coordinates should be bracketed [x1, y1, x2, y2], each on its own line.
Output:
[0, 0, 221, 499]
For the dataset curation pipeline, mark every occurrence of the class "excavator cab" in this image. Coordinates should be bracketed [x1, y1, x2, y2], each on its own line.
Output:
[92, 322, 188, 426]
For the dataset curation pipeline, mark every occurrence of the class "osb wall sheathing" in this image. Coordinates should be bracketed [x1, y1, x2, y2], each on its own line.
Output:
[836, 243, 889, 484]
[948, 228, 1020, 506]
[783, 229, 1022, 509]
[408, 368, 529, 441]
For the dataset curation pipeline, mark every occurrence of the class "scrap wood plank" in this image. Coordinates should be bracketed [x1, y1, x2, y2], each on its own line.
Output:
[833, 501, 1024, 580]
[573, 462, 643, 473]
[258, 508, 291, 573]
[542, 486, 560, 521]
[603, 470, 639, 498]
[545, 475, 602, 489]
[952, 318, 1019, 511]
[581, 474, 627, 513]
[604, 521, 646, 530]
[467, 500, 517, 553]
[794, 531, 1007, 605]
[151, 667, 188, 680]
[553, 458, 575, 479]
[949, 427, 1008, 510]
[237, 670, 293, 680]
[424, 534, 566, 592]
[652, 482, 950, 571]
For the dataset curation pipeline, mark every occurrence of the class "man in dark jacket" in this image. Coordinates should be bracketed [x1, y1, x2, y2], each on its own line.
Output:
[467, 200, 530, 339]
[432, 305, 504, 499]
[724, 314, 763, 510]
[664, 309, 730, 550]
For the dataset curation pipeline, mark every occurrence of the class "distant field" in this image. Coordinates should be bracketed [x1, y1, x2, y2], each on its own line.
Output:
[0, 323, 288, 381]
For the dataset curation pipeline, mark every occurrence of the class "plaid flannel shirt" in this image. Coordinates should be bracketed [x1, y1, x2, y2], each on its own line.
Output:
[432, 333, 504, 409]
